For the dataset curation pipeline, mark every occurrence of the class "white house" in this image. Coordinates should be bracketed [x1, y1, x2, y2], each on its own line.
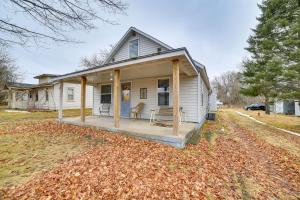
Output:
[6, 74, 93, 110]
[53, 27, 212, 147]
[273, 99, 299, 116]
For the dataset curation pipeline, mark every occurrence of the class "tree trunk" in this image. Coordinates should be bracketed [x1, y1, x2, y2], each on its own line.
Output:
[265, 97, 270, 115]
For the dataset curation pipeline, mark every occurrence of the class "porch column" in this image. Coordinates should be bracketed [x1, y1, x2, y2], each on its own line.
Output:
[113, 69, 120, 128]
[81, 76, 87, 122]
[172, 59, 180, 135]
[7, 89, 12, 109]
[58, 81, 64, 121]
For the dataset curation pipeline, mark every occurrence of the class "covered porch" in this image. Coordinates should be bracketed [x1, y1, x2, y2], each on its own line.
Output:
[61, 116, 199, 148]
[54, 49, 201, 147]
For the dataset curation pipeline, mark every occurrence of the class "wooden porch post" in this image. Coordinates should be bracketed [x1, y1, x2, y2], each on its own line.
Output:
[113, 69, 120, 128]
[58, 81, 64, 121]
[81, 76, 87, 122]
[7, 89, 12, 109]
[172, 59, 180, 135]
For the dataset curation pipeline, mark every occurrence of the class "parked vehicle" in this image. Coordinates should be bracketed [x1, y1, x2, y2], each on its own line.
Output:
[244, 104, 265, 111]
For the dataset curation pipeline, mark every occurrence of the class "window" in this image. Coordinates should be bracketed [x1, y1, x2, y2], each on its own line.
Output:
[16, 92, 23, 101]
[140, 88, 147, 99]
[45, 90, 49, 101]
[101, 84, 111, 104]
[157, 79, 169, 106]
[157, 47, 161, 53]
[129, 39, 138, 58]
[35, 92, 38, 101]
[29, 92, 32, 99]
[67, 88, 74, 101]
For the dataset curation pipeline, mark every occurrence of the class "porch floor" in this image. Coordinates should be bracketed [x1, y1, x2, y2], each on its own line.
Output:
[61, 116, 200, 148]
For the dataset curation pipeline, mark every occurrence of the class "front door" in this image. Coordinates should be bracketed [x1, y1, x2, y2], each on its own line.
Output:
[121, 82, 131, 117]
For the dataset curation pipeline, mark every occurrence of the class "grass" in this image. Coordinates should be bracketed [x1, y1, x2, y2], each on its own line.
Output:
[0, 108, 92, 123]
[233, 108, 300, 133]
[224, 109, 300, 158]
[0, 130, 102, 188]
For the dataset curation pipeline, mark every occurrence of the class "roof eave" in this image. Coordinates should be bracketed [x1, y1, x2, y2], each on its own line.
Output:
[53, 48, 198, 82]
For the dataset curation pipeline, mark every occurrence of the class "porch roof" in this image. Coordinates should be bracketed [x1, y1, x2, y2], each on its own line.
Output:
[53, 48, 201, 81]
[4, 82, 37, 90]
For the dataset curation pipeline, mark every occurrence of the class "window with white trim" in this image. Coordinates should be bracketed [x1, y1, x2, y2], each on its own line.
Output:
[67, 88, 74, 101]
[101, 84, 112, 104]
[157, 79, 169, 106]
[129, 39, 138, 58]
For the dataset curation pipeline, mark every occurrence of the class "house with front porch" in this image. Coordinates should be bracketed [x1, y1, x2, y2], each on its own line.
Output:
[54, 27, 211, 148]
[5, 74, 93, 110]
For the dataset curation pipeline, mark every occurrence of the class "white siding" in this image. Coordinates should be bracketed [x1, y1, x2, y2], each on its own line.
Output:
[295, 101, 300, 116]
[180, 75, 198, 122]
[274, 101, 284, 113]
[198, 75, 209, 124]
[9, 83, 93, 110]
[93, 75, 201, 123]
[55, 83, 93, 110]
[109, 33, 167, 63]
[12, 90, 29, 109]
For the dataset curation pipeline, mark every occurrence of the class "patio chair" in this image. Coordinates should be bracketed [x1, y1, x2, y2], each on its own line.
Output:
[150, 106, 185, 125]
[130, 102, 145, 119]
[99, 103, 110, 116]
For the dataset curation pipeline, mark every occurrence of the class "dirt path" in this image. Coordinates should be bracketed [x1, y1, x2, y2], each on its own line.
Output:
[217, 110, 300, 199]
[1, 111, 299, 199]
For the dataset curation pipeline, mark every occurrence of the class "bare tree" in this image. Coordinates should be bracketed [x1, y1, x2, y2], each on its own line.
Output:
[80, 44, 114, 68]
[0, 0, 128, 46]
[0, 45, 20, 102]
[212, 71, 241, 105]
[212, 71, 264, 106]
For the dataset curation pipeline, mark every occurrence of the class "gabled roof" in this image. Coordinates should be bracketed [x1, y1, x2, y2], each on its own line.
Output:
[53, 27, 211, 91]
[103, 27, 173, 64]
[34, 74, 59, 79]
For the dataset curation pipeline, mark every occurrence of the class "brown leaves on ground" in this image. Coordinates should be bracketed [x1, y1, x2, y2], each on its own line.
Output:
[0, 112, 300, 200]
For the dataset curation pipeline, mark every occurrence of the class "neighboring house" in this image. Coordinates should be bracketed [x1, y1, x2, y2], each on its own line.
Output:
[209, 91, 217, 112]
[53, 27, 212, 135]
[5, 74, 93, 110]
[273, 99, 300, 116]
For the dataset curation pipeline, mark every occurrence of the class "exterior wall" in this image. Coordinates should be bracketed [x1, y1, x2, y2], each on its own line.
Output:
[109, 33, 168, 63]
[295, 101, 300, 116]
[54, 82, 93, 110]
[274, 101, 284, 113]
[11, 90, 29, 109]
[38, 77, 51, 84]
[9, 83, 93, 110]
[92, 74, 207, 123]
[209, 92, 217, 112]
[273, 100, 295, 115]
[198, 76, 209, 124]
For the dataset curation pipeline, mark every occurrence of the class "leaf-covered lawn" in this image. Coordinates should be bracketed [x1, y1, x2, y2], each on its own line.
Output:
[0, 110, 299, 199]
[0, 108, 92, 123]
[236, 108, 300, 133]
[0, 120, 103, 189]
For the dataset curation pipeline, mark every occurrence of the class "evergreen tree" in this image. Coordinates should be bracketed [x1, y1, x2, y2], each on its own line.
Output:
[270, 0, 300, 100]
[241, 0, 300, 114]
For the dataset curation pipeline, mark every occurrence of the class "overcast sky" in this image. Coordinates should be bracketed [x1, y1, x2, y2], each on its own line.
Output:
[7, 0, 261, 84]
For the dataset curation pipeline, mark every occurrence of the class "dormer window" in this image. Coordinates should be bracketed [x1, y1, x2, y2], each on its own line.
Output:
[157, 47, 161, 53]
[129, 39, 138, 58]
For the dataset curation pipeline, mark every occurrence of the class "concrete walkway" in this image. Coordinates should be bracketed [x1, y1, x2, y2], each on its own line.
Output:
[236, 111, 300, 137]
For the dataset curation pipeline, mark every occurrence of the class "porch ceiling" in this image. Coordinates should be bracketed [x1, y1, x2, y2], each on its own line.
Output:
[59, 55, 197, 85]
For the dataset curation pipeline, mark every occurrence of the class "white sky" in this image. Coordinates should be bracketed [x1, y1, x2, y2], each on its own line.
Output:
[6, 0, 261, 83]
